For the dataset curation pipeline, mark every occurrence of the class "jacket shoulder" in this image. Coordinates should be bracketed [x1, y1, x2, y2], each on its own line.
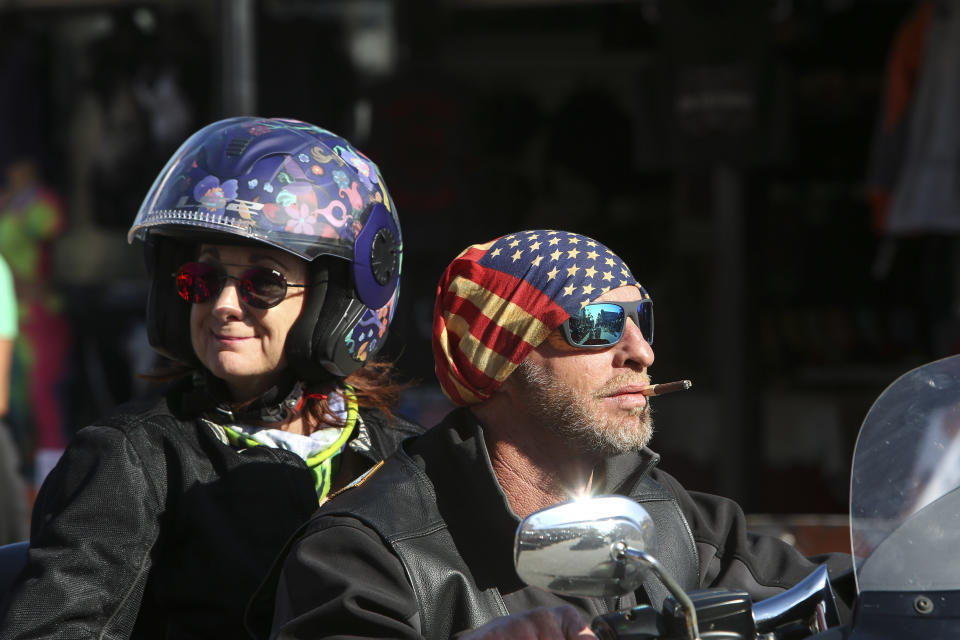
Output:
[356, 407, 426, 463]
[320, 447, 441, 540]
[80, 393, 200, 447]
[653, 467, 818, 597]
[358, 406, 425, 438]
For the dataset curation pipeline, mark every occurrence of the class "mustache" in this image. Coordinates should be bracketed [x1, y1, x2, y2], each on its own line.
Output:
[592, 373, 651, 399]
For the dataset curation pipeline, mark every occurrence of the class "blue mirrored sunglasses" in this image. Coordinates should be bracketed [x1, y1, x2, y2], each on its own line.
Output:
[560, 299, 654, 349]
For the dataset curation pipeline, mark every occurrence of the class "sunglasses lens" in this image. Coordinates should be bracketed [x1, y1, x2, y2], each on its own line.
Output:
[175, 263, 221, 304]
[239, 267, 287, 309]
[174, 263, 293, 309]
[567, 303, 626, 347]
[637, 300, 654, 345]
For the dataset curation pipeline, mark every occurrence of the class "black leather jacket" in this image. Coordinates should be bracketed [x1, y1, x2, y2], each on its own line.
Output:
[0, 385, 422, 640]
[266, 408, 830, 640]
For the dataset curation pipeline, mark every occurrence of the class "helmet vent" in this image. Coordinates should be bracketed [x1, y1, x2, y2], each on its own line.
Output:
[226, 137, 253, 157]
[370, 227, 399, 286]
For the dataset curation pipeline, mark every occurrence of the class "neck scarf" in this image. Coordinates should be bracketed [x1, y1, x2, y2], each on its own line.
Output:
[213, 386, 359, 501]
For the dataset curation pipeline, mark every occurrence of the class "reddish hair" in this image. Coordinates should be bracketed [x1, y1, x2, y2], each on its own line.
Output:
[141, 358, 410, 433]
[302, 359, 410, 433]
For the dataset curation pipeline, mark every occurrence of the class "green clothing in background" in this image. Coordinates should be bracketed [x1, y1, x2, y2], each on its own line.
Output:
[0, 254, 15, 338]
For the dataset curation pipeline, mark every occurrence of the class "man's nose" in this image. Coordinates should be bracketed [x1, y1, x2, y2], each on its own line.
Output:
[613, 317, 655, 369]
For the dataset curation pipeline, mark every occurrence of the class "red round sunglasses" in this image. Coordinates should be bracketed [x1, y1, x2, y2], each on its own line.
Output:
[174, 262, 307, 309]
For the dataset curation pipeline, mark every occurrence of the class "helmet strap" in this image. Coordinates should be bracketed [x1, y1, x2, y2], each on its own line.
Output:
[187, 369, 308, 425]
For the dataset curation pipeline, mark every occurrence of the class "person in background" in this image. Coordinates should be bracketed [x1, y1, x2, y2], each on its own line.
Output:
[0, 253, 28, 545]
[0, 157, 71, 489]
[266, 229, 851, 640]
[0, 117, 422, 639]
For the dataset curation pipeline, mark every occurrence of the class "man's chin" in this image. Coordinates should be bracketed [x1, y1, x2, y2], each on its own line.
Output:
[593, 412, 653, 455]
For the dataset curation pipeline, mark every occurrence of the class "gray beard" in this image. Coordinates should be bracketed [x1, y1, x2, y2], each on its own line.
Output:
[512, 360, 654, 457]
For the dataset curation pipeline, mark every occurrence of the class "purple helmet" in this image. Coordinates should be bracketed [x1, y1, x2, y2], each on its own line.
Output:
[129, 117, 402, 380]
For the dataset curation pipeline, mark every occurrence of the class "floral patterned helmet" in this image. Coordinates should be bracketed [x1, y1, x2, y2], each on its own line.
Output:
[129, 117, 402, 380]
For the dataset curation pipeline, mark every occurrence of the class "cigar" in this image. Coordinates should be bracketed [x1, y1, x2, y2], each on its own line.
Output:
[642, 380, 693, 396]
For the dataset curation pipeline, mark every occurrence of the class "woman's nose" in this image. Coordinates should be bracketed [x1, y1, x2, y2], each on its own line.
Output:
[211, 278, 244, 320]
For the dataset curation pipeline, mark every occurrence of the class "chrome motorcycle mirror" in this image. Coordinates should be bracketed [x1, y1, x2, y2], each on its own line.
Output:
[514, 495, 701, 640]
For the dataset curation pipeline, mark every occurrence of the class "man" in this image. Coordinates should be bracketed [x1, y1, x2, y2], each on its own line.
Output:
[264, 230, 840, 640]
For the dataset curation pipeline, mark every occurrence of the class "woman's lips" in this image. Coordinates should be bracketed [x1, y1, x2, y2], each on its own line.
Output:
[214, 333, 252, 343]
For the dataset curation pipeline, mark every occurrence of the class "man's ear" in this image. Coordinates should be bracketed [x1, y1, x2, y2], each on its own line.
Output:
[470, 366, 522, 433]
[491, 360, 535, 413]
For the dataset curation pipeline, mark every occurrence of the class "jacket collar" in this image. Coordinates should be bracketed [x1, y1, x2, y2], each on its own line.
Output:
[407, 408, 662, 592]
[600, 447, 661, 494]
[420, 407, 661, 502]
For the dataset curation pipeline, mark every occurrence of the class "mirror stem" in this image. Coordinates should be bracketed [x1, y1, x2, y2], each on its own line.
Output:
[613, 542, 701, 640]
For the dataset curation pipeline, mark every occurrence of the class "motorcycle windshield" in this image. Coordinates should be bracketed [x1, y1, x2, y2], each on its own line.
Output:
[850, 354, 960, 593]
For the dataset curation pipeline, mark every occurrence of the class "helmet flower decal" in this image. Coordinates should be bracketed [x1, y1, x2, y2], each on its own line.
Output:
[345, 309, 381, 362]
[345, 294, 396, 362]
[337, 147, 379, 192]
[284, 203, 318, 235]
[332, 170, 350, 191]
[276, 188, 298, 209]
[194, 175, 238, 213]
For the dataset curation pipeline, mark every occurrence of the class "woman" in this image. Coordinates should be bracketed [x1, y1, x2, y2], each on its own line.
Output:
[0, 117, 421, 639]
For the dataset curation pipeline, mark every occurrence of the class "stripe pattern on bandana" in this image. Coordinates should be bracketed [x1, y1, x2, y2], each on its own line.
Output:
[433, 230, 642, 406]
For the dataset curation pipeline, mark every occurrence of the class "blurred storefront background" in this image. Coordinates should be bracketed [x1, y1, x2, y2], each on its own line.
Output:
[1, 0, 955, 539]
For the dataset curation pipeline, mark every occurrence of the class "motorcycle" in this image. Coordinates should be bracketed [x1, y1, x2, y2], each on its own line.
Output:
[2, 356, 959, 634]
[514, 355, 960, 639]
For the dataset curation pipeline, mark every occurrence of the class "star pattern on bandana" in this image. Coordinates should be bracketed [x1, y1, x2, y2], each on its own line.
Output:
[477, 230, 641, 314]
[434, 228, 650, 407]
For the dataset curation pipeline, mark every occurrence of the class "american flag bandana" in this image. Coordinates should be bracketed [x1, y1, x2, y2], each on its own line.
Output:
[432, 230, 647, 406]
